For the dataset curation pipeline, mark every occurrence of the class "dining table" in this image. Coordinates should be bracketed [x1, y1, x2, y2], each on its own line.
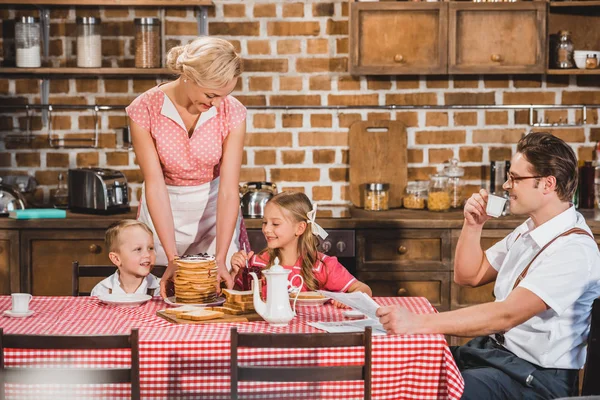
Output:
[0, 295, 464, 400]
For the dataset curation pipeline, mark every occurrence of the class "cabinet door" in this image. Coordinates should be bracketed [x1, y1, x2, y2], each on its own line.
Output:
[448, 2, 546, 74]
[350, 2, 448, 75]
[21, 230, 108, 296]
[358, 271, 451, 311]
[0, 230, 19, 295]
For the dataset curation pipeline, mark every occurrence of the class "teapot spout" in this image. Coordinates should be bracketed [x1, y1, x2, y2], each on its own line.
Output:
[249, 272, 266, 317]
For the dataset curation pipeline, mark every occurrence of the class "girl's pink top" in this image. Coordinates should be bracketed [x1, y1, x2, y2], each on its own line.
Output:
[126, 86, 246, 186]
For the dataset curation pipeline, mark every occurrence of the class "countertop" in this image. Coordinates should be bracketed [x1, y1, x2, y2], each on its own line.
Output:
[2, 207, 600, 232]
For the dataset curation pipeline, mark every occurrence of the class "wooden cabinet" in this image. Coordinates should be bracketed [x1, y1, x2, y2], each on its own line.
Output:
[349, 2, 448, 75]
[21, 230, 108, 296]
[0, 230, 19, 295]
[448, 2, 546, 74]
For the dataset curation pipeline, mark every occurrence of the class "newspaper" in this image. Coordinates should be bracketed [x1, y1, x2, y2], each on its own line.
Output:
[318, 291, 381, 320]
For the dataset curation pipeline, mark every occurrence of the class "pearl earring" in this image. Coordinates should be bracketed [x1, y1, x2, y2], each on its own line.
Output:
[183, 79, 188, 83]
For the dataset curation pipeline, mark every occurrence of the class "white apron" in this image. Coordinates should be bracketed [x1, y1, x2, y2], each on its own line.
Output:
[138, 177, 241, 270]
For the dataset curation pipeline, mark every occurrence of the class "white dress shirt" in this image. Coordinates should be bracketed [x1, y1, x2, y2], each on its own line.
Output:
[91, 272, 161, 297]
[486, 206, 600, 369]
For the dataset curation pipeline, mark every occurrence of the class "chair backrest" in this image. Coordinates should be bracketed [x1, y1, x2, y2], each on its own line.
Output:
[230, 326, 372, 400]
[72, 261, 167, 296]
[0, 328, 140, 400]
[583, 297, 600, 395]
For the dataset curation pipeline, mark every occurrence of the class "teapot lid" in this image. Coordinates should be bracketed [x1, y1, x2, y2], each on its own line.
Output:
[263, 257, 288, 275]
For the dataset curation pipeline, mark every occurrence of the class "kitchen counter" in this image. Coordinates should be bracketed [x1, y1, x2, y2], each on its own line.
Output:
[2, 207, 600, 232]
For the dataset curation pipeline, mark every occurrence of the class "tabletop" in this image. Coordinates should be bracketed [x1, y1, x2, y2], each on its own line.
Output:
[0, 296, 464, 400]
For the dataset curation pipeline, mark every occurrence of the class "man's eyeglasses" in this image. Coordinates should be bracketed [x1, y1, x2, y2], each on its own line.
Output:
[505, 173, 544, 187]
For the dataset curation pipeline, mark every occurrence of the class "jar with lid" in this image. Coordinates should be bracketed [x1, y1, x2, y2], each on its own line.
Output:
[586, 54, 598, 69]
[77, 17, 102, 68]
[428, 174, 451, 212]
[15, 16, 41, 68]
[364, 183, 389, 211]
[444, 158, 465, 209]
[403, 181, 428, 210]
[135, 18, 161, 68]
[555, 30, 574, 69]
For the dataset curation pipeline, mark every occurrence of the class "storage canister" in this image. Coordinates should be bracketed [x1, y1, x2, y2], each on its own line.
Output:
[428, 174, 451, 212]
[403, 181, 428, 210]
[444, 158, 465, 209]
[135, 18, 161, 68]
[555, 30, 574, 69]
[76, 17, 102, 68]
[364, 183, 389, 211]
[15, 16, 41, 68]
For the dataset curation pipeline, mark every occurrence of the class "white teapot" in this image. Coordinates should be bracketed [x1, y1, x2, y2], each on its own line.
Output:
[250, 257, 303, 327]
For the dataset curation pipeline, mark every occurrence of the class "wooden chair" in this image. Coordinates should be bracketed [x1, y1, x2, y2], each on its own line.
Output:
[230, 326, 372, 400]
[72, 261, 167, 296]
[582, 297, 600, 396]
[0, 328, 140, 400]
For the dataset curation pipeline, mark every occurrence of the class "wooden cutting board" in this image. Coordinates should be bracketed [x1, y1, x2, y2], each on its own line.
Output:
[349, 120, 407, 208]
[156, 309, 263, 324]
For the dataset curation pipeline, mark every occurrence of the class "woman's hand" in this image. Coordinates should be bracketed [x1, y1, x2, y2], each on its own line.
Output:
[463, 189, 492, 227]
[159, 258, 178, 299]
[216, 262, 234, 291]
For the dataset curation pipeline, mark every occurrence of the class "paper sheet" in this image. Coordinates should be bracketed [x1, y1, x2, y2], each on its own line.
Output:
[307, 320, 386, 335]
[318, 290, 381, 320]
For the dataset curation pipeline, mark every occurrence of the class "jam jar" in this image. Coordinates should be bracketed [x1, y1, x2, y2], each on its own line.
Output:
[428, 174, 451, 212]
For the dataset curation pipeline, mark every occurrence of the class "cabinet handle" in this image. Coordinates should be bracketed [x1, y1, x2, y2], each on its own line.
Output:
[89, 244, 101, 254]
[491, 54, 502, 62]
[397, 288, 408, 297]
[397, 245, 408, 255]
[393, 54, 405, 63]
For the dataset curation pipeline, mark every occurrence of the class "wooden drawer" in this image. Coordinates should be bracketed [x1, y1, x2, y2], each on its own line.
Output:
[451, 281, 495, 309]
[350, 2, 448, 75]
[22, 230, 108, 296]
[358, 271, 450, 311]
[357, 229, 451, 271]
[448, 2, 546, 74]
[0, 230, 19, 295]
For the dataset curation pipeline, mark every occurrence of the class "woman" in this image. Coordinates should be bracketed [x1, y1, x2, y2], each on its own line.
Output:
[126, 37, 247, 297]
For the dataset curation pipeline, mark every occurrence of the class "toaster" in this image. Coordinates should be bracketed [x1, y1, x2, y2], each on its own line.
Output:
[68, 168, 130, 214]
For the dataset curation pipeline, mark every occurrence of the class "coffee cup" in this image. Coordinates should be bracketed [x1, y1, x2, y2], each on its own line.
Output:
[11, 293, 32, 314]
[486, 194, 508, 218]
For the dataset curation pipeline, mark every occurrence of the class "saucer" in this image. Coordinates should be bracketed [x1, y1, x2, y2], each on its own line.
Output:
[3, 309, 35, 318]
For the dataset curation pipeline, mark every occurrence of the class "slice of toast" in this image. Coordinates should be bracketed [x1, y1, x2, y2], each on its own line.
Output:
[292, 291, 327, 300]
[223, 300, 255, 312]
[162, 305, 201, 317]
[222, 289, 254, 303]
[180, 309, 224, 321]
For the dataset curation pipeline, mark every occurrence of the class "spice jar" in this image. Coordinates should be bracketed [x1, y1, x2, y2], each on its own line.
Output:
[444, 158, 465, 209]
[403, 181, 428, 210]
[76, 17, 102, 68]
[135, 18, 161, 68]
[15, 16, 41, 68]
[364, 183, 389, 211]
[428, 174, 451, 212]
[555, 30, 574, 69]
[586, 54, 598, 69]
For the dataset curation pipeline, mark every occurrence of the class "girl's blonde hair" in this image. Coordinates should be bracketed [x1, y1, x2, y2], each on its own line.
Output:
[262, 192, 322, 291]
[105, 219, 153, 252]
[166, 36, 241, 89]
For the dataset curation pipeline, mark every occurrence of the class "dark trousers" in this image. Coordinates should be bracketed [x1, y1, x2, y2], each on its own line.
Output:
[451, 336, 579, 400]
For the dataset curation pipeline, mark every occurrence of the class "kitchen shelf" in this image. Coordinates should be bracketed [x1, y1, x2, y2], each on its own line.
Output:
[549, 1, 600, 7]
[546, 68, 600, 74]
[0, 67, 175, 76]
[0, 0, 212, 5]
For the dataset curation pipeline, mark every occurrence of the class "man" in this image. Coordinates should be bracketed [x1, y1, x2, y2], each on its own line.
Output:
[377, 132, 600, 399]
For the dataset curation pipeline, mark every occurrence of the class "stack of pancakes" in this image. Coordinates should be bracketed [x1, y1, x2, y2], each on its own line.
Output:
[174, 254, 218, 304]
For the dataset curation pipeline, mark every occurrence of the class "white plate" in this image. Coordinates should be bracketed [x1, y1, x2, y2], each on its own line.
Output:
[343, 310, 366, 319]
[3, 309, 35, 318]
[291, 296, 330, 306]
[98, 294, 152, 307]
[164, 296, 225, 307]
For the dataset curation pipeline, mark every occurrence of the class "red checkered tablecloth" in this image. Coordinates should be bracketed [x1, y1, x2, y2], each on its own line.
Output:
[0, 296, 464, 400]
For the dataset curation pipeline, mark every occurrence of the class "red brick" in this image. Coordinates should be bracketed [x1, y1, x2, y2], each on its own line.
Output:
[473, 129, 524, 144]
[277, 39, 301, 54]
[546, 76, 569, 88]
[16, 153, 40, 167]
[310, 114, 332, 128]
[0, 153, 12, 167]
[279, 77, 303, 91]
[76, 152, 99, 167]
[338, 76, 361, 91]
[282, 114, 303, 128]
[386, 93, 437, 106]
[313, 149, 335, 164]
[489, 147, 512, 161]
[282, 150, 305, 164]
[367, 112, 391, 122]
[513, 75, 543, 88]
[459, 146, 483, 162]
[531, 128, 585, 143]
[313, 186, 333, 201]
[426, 112, 448, 127]
[313, 3, 334, 17]
[338, 113, 361, 128]
[50, 80, 69, 94]
[253, 114, 275, 129]
[453, 112, 478, 126]
[223, 4, 246, 18]
[426, 77, 449, 89]
[133, 79, 158, 93]
[429, 148, 454, 164]
[445, 92, 495, 105]
[254, 150, 276, 165]
[108, 116, 128, 129]
[76, 79, 98, 92]
[503, 92, 555, 105]
[78, 116, 96, 130]
[366, 77, 392, 90]
[210, 22, 260, 36]
[485, 111, 508, 125]
[253, 4, 276, 17]
[271, 95, 321, 106]
[395, 112, 419, 127]
[283, 3, 305, 17]
[245, 132, 293, 147]
[296, 58, 347, 73]
[106, 152, 129, 166]
[578, 147, 595, 162]
[483, 77, 510, 88]
[233, 95, 267, 106]
[104, 79, 129, 93]
[562, 91, 600, 105]
[453, 76, 479, 89]
[415, 130, 466, 145]
[35, 170, 62, 185]
[408, 149, 423, 163]
[407, 167, 436, 181]
[307, 39, 328, 54]
[299, 132, 347, 146]
[309, 75, 332, 91]
[164, 9, 186, 17]
[329, 167, 348, 182]
[240, 167, 266, 182]
[247, 40, 271, 55]
[15, 79, 40, 94]
[328, 94, 377, 106]
[248, 76, 273, 92]
[268, 21, 319, 36]
[326, 19, 347, 35]
[271, 168, 320, 182]
[336, 38, 348, 54]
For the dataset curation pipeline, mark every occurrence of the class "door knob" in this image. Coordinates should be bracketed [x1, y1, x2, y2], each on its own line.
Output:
[491, 54, 502, 62]
[397, 245, 408, 255]
[321, 240, 332, 253]
[393, 54, 405, 63]
[336, 241, 346, 253]
[397, 288, 408, 296]
[89, 244, 101, 254]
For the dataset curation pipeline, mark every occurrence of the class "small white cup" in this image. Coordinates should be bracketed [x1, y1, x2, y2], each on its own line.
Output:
[486, 194, 508, 218]
[11, 293, 32, 314]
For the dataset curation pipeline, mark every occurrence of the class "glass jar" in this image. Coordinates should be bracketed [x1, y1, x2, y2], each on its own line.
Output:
[364, 183, 389, 211]
[53, 172, 68, 208]
[135, 18, 161, 68]
[76, 17, 102, 68]
[428, 174, 451, 212]
[403, 181, 428, 210]
[444, 158, 465, 209]
[555, 30, 574, 69]
[586, 54, 598, 69]
[15, 16, 41, 68]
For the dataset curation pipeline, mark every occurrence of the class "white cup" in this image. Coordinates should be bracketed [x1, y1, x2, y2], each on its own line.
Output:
[11, 293, 32, 314]
[486, 194, 508, 218]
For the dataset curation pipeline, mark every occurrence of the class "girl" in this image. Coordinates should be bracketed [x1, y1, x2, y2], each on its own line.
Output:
[126, 37, 249, 297]
[230, 192, 372, 307]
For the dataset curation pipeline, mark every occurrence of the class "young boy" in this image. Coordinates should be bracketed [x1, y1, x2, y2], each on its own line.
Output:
[91, 219, 161, 296]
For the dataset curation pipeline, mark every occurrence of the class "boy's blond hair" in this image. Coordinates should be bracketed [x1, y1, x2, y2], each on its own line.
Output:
[105, 219, 153, 253]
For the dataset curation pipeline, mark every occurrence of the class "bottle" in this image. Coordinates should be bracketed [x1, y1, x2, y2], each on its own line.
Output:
[579, 160, 595, 209]
[444, 158, 465, 209]
[76, 17, 102, 68]
[15, 16, 41, 68]
[53, 173, 69, 209]
[135, 18, 161, 68]
[364, 183, 389, 211]
[555, 30, 574, 69]
[428, 174, 451, 212]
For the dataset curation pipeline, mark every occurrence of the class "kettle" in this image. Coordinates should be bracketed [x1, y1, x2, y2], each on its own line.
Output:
[0, 181, 26, 216]
[250, 257, 303, 327]
[239, 181, 277, 218]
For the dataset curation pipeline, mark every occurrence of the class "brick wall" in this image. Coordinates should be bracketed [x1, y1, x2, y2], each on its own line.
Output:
[1, 1, 600, 207]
